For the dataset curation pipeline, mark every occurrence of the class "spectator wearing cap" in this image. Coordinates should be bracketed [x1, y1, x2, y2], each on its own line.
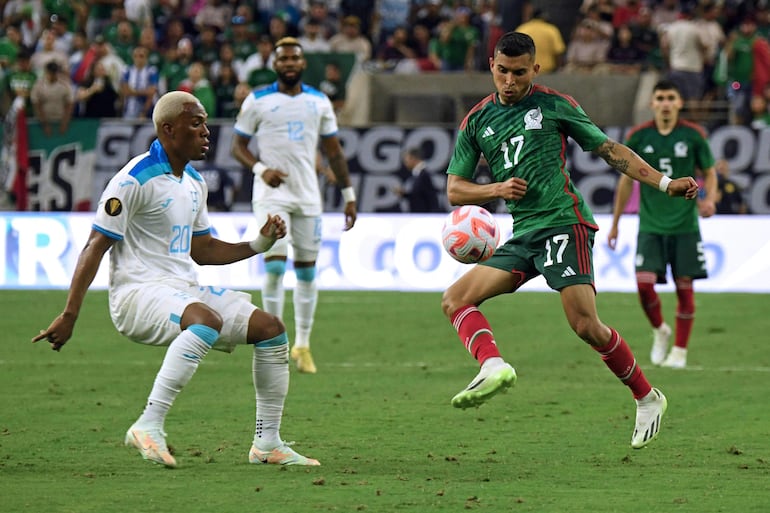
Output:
[31, 60, 73, 136]
[329, 16, 372, 65]
[226, 15, 258, 63]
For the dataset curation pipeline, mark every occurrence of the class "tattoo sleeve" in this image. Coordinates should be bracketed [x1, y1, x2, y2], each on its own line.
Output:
[595, 139, 629, 174]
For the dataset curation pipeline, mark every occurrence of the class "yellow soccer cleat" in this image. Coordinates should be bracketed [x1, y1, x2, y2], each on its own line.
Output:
[290, 346, 317, 374]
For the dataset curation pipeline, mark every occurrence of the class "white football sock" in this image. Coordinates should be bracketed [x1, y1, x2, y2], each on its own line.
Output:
[293, 279, 317, 349]
[262, 272, 285, 319]
[252, 339, 289, 449]
[137, 329, 213, 427]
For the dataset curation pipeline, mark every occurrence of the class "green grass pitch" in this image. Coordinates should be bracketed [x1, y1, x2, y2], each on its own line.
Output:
[2, 290, 769, 512]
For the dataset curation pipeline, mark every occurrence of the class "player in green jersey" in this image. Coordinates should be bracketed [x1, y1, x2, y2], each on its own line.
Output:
[607, 80, 718, 370]
[441, 32, 699, 449]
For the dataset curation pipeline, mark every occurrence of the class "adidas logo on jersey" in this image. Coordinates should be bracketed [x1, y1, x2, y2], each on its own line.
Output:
[482, 126, 495, 138]
[561, 266, 576, 278]
[643, 145, 655, 153]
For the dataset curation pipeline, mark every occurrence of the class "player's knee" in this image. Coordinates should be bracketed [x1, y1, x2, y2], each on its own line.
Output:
[182, 304, 223, 332]
[248, 310, 286, 342]
[569, 316, 599, 343]
[441, 290, 460, 319]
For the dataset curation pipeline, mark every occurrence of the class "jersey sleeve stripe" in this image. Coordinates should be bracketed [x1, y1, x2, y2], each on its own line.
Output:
[532, 84, 579, 107]
[678, 119, 709, 138]
[624, 120, 655, 141]
[129, 162, 169, 185]
[92, 224, 123, 240]
[459, 93, 495, 131]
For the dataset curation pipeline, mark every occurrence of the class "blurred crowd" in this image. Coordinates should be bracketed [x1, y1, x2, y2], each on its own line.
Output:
[0, 0, 768, 129]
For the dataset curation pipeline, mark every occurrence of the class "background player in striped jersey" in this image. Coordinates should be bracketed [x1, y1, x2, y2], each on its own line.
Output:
[232, 37, 357, 374]
[607, 80, 718, 369]
[33, 91, 320, 468]
[441, 32, 699, 449]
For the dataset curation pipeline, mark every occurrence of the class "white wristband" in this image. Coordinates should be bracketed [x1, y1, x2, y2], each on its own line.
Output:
[341, 186, 356, 203]
[252, 162, 267, 176]
[658, 176, 672, 193]
[249, 233, 274, 254]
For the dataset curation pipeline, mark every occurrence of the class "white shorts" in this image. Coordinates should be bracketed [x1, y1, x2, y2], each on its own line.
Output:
[109, 282, 257, 353]
[253, 206, 322, 262]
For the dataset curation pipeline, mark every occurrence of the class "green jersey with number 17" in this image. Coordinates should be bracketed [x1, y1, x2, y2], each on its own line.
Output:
[447, 84, 608, 237]
[625, 119, 714, 234]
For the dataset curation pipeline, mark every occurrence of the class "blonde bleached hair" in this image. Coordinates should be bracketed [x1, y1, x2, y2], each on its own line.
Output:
[275, 36, 303, 52]
[152, 91, 203, 133]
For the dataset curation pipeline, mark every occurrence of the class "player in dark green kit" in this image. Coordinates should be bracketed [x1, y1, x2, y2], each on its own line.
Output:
[441, 32, 699, 449]
[607, 81, 717, 370]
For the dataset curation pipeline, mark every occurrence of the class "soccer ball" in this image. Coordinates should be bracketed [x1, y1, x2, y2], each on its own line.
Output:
[441, 205, 500, 264]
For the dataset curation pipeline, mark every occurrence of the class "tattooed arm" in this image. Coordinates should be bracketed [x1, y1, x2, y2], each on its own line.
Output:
[594, 138, 699, 199]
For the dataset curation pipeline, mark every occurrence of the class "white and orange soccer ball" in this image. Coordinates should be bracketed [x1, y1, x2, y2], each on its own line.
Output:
[441, 205, 500, 264]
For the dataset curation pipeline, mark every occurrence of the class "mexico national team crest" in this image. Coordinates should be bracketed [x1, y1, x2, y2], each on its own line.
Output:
[524, 107, 543, 130]
[105, 197, 122, 216]
[674, 141, 688, 157]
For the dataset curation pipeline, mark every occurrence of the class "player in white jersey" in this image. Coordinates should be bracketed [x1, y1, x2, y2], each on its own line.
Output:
[232, 37, 357, 374]
[33, 91, 321, 468]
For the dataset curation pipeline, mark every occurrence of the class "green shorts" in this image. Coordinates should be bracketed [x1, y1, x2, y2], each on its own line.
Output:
[635, 231, 708, 283]
[481, 224, 596, 291]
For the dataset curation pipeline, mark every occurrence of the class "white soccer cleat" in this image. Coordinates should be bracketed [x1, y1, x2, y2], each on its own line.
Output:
[451, 362, 517, 409]
[124, 423, 177, 467]
[631, 388, 667, 449]
[661, 346, 687, 369]
[650, 323, 672, 365]
[249, 440, 320, 466]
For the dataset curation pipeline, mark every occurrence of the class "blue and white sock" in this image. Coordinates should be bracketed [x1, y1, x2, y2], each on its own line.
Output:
[252, 333, 289, 449]
[137, 324, 218, 427]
